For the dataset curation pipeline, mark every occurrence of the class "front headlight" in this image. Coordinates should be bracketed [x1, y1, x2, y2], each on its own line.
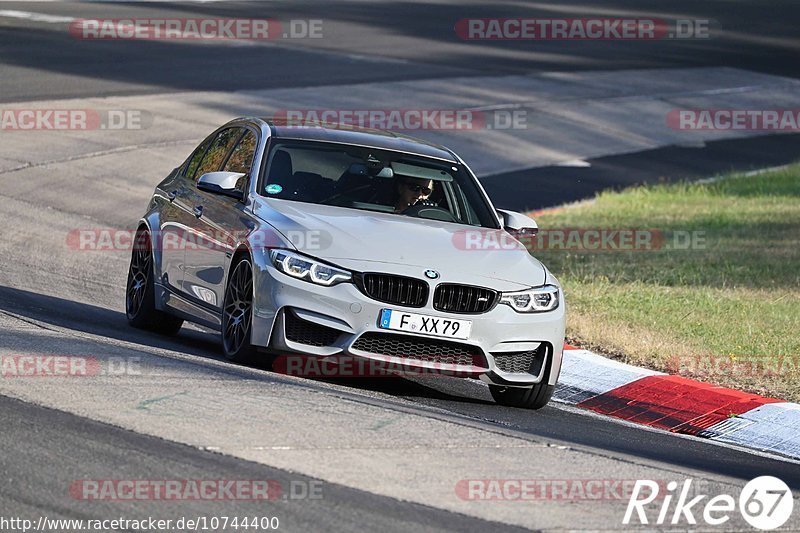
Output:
[269, 249, 352, 286]
[500, 284, 559, 313]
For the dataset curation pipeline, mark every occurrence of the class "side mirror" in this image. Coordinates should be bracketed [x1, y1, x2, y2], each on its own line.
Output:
[497, 209, 538, 236]
[197, 171, 246, 200]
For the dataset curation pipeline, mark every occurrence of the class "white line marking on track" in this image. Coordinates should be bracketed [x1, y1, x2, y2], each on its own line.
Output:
[0, 10, 74, 24]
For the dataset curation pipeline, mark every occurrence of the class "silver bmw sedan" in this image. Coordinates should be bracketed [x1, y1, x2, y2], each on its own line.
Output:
[126, 117, 565, 409]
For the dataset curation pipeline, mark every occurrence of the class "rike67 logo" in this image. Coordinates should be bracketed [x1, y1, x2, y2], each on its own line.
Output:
[624, 476, 794, 530]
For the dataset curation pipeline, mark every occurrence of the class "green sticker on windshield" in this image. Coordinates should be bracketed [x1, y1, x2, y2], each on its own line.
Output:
[266, 184, 283, 194]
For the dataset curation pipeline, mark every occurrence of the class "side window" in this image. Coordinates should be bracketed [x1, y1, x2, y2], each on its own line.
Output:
[194, 128, 243, 181]
[184, 137, 212, 180]
[223, 130, 258, 175]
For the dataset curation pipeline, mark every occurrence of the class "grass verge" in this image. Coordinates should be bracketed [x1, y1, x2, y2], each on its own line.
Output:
[530, 165, 800, 401]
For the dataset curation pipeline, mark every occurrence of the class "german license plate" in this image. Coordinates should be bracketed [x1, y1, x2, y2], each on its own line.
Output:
[378, 309, 472, 340]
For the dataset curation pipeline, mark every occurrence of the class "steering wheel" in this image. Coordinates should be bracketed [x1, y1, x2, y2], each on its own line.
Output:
[402, 200, 456, 222]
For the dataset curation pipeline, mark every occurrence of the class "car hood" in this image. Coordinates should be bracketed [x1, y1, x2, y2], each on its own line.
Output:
[253, 199, 546, 291]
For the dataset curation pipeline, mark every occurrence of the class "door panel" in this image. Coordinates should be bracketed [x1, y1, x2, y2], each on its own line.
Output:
[182, 190, 246, 309]
[157, 134, 214, 293]
[182, 128, 256, 309]
[157, 173, 194, 292]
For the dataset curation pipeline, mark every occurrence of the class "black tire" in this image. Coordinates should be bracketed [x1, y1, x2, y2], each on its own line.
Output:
[125, 228, 183, 335]
[221, 257, 257, 363]
[489, 382, 554, 409]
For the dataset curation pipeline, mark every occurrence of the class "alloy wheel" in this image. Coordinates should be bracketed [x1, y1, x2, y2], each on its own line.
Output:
[223, 259, 253, 355]
[126, 232, 152, 319]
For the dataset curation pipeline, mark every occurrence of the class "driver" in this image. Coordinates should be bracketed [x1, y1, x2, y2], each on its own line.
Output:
[394, 176, 434, 213]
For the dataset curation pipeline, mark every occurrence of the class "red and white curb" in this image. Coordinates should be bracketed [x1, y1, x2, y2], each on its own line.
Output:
[555, 345, 800, 460]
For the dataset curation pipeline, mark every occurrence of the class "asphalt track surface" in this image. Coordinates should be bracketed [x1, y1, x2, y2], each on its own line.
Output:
[1, 1, 800, 531]
[0, 395, 528, 533]
[2, 285, 800, 530]
[1, 284, 799, 484]
[485, 133, 800, 211]
[0, 1, 799, 101]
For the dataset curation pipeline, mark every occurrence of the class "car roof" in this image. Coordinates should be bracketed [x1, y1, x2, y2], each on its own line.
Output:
[253, 117, 459, 162]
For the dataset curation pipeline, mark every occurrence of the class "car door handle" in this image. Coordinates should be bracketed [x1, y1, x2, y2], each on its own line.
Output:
[193, 205, 203, 218]
[167, 190, 178, 202]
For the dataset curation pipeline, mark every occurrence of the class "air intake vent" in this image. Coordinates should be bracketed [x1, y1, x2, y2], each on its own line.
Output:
[352, 332, 486, 367]
[284, 310, 342, 347]
[492, 344, 549, 376]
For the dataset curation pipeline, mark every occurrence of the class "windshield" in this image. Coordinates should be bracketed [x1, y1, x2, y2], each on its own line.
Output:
[259, 140, 500, 228]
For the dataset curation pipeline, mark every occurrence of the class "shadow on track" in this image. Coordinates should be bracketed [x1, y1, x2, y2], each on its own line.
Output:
[0, 284, 484, 403]
[2, 284, 800, 488]
[484, 133, 800, 212]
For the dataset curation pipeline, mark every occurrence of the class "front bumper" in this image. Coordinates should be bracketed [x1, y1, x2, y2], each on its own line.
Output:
[250, 251, 565, 388]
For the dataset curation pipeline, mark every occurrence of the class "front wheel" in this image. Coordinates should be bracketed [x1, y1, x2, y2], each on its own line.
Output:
[125, 228, 183, 335]
[489, 382, 554, 409]
[221, 257, 256, 363]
